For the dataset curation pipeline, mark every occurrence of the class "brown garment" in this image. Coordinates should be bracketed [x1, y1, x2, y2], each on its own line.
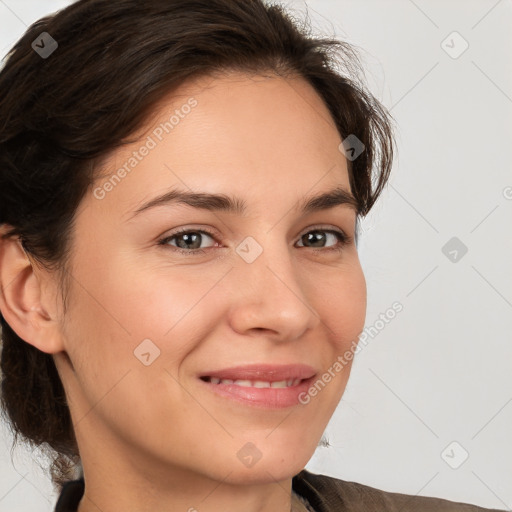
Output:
[292, 469, 507, 511]
[54, 469, 507, 511]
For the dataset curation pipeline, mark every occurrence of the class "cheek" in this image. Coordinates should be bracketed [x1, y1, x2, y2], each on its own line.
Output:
[60, 275, 194, 449]
[310, 258, 367, 348]
[67, 248, 212, 355]
[304, 261, 366, 410]
[107, 262, 225, 363]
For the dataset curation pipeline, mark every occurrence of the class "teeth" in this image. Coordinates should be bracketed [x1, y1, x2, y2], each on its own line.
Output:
[253, 380, 271, 388]
[232, 379, 253, 387]
[270, 380, 288, 388]
[207, 377, 302, 387]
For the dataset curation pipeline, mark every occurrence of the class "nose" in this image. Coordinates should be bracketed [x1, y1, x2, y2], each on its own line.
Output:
[226, 239, 321, 342]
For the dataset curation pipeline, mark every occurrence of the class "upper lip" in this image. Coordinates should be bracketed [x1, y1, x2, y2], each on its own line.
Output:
[199, 364, 317, 382]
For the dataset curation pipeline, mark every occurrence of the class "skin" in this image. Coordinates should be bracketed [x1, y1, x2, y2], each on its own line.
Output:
[0, 70, 367, 512]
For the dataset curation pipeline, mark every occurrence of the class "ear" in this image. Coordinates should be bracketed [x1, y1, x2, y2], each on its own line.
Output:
[0, 225, 65, 354]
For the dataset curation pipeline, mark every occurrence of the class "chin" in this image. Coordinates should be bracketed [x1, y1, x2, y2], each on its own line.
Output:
[217, 462, 307, 486]
[220, 441, 316, 485]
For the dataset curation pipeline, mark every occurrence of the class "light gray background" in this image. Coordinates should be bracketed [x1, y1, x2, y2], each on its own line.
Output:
[0, 0, 511, 511]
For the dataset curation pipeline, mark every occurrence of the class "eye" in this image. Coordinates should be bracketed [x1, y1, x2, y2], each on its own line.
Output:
[158, 228, 218, 255]
[296, 228, 351, 252]
[157, 226, 352, 256]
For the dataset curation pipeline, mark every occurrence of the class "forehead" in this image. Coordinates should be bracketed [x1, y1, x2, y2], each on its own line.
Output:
[85, 70, 351, 220]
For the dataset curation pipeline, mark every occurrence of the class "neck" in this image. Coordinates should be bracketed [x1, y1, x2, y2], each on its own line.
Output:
[76, 472, 295, 512]
[74, 431, 297, 512]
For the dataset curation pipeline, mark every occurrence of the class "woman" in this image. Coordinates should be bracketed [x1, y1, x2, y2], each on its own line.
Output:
[0, 1, 505, 511]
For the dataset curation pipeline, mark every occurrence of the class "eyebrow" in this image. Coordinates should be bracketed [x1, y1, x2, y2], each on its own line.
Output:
[127, 185, 359, 220]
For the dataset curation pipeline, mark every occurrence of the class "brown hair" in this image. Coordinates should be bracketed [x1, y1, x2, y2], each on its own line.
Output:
[0, 0, 395, 491]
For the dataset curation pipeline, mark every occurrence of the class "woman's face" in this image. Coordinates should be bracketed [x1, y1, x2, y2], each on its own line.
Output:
[53, 71, 366, 486]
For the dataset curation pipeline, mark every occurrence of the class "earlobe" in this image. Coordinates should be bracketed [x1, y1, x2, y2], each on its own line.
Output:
[0, 228, 64, 354]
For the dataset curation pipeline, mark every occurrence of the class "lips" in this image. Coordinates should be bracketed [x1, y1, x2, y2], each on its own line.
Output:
[197, 364, 318, 408]
[198, 363, 316, 383]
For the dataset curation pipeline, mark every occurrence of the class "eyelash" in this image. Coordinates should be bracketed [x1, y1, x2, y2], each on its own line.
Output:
[157, 226, 352, 256]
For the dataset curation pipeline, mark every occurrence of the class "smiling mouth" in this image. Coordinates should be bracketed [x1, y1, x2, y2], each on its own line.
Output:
[199, 376, 304, 388]
[198, 371, 317, 409]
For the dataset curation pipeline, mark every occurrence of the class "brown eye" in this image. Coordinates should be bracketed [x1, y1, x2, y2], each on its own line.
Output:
[296, 229, 350, 251]
[158, 228, 218, 255]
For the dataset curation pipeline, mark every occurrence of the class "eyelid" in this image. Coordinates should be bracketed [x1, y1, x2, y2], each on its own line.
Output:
[157, 226, 218, 251]
[157, 224, 352, 254]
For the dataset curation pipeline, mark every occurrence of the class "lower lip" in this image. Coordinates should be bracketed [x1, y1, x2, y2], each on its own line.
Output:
[198, 376, 316, 409]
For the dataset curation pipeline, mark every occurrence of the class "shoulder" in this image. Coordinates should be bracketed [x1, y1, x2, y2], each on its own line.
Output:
[292, 469, 506, 512]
